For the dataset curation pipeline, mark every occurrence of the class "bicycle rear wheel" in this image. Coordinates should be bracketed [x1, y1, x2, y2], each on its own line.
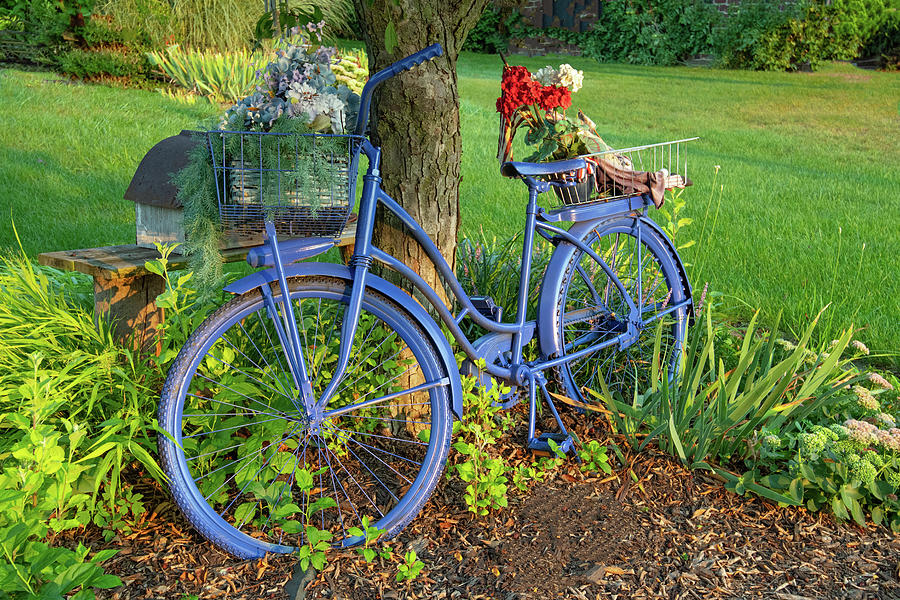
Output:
[158, 276, 452, 559]
[543, 218, 688, 405]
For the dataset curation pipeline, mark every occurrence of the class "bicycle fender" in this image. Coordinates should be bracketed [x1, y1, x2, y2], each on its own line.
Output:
[536, 216, 694, 359]
[636, 216, 694, 322]
[224, 262, 464, 420]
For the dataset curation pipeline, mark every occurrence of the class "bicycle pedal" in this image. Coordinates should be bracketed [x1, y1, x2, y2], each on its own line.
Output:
[471, 296, 503, 323]
[527, 433, 575, 456]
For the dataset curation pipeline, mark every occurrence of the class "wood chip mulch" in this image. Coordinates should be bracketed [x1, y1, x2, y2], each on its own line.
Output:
[88, 426, 900, 600]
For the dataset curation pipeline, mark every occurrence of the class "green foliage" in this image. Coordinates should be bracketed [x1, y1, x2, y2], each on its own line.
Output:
[395, 551, 424, 583]
[733, 370, 900, 530]
[455, 232, 551, 340]
[863, 4, 900, 68]
[57, 47, 150, 80]
[451, 375, 512, 516]
[577, 439, 613, 475]
[570, 0, 720, 66]
[0, 245, 226, 597]
[0, 0, 66, 63]
[715, 0, 892, 71]
[462, 4, 524, 54]
[146, 45, 264, 103]
[346, 516, 386, 563]
[0, 358, 123, 598]
[96, 0, 356, 51]
[596, 303, 857, 490]
[596, 297, 900, 528]
[655, 188, 696, 259]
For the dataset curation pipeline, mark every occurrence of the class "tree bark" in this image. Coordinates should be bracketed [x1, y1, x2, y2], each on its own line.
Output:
[354, 0, 489, 307]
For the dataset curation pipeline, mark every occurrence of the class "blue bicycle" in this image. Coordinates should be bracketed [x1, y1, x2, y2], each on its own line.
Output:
[158, 44, 694, 559]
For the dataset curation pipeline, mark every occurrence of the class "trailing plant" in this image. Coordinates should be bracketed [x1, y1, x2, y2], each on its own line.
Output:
[174, 29, 362, 291]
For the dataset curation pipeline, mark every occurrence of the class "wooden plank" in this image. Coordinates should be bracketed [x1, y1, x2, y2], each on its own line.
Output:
[39, 216, 357, 279]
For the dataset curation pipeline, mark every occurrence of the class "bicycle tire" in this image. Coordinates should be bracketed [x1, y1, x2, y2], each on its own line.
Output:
[158, 275, 452, 559]
[543, 217, 688, 405]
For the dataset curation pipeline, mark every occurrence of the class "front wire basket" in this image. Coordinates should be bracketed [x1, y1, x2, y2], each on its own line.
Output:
[208, 130, 362, 242]
[544, 137, 698, 211]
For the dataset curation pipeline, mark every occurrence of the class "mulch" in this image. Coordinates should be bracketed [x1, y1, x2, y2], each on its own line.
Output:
[90, 421, 900, 600]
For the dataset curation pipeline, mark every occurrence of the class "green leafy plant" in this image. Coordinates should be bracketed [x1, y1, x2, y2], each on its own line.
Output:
[395, 550, 424, 583]
[451, 374, 511, 516]
[146, 45, 264, 104]
[595, 301, 860, 506]
[347, 516, 386, 563]
[577, 439, 613, 475]
[568, 0, 720, 66]
[714, 0, 891, 71]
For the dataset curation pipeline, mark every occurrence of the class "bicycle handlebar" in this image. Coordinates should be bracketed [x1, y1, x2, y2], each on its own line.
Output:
[353, 43, 444, 136]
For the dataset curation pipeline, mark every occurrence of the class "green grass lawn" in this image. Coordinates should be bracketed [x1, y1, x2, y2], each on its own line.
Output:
[1, 57, 898, 357]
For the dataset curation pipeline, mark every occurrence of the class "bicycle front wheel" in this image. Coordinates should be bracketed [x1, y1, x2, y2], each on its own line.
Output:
[543, 218, 688, 405]
[158, 276, 452, 559]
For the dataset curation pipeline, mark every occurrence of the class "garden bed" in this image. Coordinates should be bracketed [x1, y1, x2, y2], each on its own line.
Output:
[89, 424, 900, 600]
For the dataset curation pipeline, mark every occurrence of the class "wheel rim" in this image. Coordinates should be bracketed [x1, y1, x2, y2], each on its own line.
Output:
[558, 225, 686, 403]
[163, 283, 449, 555]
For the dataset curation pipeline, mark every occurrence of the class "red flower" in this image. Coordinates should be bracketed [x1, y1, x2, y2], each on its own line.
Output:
[496, 65, 541, 117]
[538, 85, 572, 111]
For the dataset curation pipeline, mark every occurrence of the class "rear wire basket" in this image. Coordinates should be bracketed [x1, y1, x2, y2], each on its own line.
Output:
[544, 138, 697, 211]
[208, 131, 361, 241]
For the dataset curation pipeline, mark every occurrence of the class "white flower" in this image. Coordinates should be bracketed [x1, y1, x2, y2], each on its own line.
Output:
[286, 85, 347, 132]
[557, 64, 583, 92]
[534, 66, 559, 86]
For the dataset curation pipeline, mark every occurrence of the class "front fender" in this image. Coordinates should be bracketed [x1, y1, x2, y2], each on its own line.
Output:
[224, 262, 463, 420]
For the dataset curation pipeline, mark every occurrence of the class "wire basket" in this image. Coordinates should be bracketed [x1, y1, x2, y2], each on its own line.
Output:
[546, 138, 697, 211]
[208, 130, 361, 242]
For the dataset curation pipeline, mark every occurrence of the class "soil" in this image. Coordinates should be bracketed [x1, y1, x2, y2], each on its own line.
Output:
[90, 420, 900, 600]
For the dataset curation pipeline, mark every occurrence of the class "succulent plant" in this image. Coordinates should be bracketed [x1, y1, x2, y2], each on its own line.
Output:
[222, 37, 361, 133]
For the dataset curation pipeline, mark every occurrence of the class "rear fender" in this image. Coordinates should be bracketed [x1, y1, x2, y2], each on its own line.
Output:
[537, 215, 693, 359]
[225, 262, 463, 420]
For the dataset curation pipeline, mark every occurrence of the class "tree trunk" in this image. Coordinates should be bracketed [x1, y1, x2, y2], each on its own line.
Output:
[354, 0, 489, 308]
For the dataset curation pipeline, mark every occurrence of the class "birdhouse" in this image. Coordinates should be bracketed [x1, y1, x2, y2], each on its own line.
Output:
[123, 130, 265, 250]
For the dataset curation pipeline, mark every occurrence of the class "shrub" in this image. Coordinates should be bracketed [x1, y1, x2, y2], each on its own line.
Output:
[863, 4, 900, 68]
[57, 47, 150, 80]
[715, 0, 891, 71]
[462, 4, 524, 54]
[96, 0, 356, 50]
[575, 0, 720, 66]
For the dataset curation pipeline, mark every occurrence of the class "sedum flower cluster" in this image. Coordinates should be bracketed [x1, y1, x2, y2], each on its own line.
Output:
[798, 419, 900, 488]
[853, 385, 880, 412]
[223, 31, 361, 134]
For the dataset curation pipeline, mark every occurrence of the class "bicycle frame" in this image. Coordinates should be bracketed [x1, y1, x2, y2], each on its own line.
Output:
[277, 138, 678, 409]
[223, 43, 693, 449]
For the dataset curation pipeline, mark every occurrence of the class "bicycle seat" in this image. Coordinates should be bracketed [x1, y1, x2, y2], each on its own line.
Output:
[500, 158, 587, 179]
